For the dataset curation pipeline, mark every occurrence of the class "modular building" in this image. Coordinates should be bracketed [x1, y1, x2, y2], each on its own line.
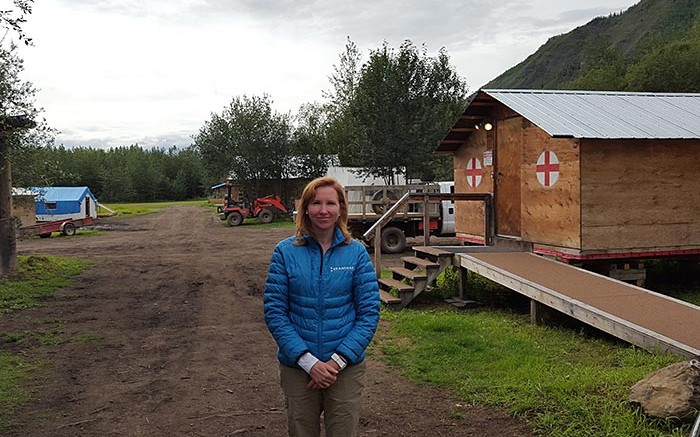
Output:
[32, 186, 98, 222]
[437, 89, 700, 262]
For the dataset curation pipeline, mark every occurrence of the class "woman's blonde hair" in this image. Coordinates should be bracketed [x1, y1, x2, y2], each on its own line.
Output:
[295, 176, 351, 245]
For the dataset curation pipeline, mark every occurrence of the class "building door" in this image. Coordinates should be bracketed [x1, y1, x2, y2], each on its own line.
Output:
[85, 196, 91, 218]
[495, 117, 522, 238]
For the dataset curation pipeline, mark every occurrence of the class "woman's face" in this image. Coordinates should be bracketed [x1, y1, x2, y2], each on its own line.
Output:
[307, 185, 340, 235]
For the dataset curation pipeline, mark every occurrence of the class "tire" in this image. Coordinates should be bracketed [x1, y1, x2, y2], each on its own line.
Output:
[227, 212, 244, 226]
[380, 226, 406, 254]
[371, 189, 398, 214]
[39, 232, 52, 238]
[258, 208, 274, 224]
[62, 223, 76, 236]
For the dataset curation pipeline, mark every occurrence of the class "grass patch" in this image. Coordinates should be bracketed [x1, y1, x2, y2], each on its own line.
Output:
[103, 199, 210, 217]
[0, 352, 39, 430]
[376, 308, 690, 436]
[0, 258, 95, 430]
[0, 255, 91, 314]
[236, 216, 295, 229]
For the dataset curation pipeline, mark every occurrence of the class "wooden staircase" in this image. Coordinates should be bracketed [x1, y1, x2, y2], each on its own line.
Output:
[378, 246, 455, 309]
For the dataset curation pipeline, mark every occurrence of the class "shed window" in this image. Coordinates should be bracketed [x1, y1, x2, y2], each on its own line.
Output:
[44, 202, 57, 210]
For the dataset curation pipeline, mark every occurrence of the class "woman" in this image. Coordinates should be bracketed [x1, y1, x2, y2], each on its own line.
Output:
[264, 176, 380, 437]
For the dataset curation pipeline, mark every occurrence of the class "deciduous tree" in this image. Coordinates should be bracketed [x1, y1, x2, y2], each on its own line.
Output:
[291, 102, 335, 179]
[193, 94, 293, 194]
[0, 0, 41, 275]
[325, 39, 467, 183]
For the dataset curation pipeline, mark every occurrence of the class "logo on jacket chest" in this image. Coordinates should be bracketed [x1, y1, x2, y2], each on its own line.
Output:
[330, 265, 355, 272]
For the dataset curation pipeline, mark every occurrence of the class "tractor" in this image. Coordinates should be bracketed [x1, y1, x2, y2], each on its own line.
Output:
[217, 179, 288, 226]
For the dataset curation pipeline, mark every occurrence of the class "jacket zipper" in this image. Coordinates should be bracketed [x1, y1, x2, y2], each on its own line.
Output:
[317, 242, 325, 353]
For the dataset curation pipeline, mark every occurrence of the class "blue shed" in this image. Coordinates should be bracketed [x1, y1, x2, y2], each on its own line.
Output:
[32, 187, 99, 222]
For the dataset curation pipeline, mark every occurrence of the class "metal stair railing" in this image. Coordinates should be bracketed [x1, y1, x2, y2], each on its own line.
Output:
[363, 192, 494, 277]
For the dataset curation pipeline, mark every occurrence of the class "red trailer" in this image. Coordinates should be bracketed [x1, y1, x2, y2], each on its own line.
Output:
[19, 217, 94, 238]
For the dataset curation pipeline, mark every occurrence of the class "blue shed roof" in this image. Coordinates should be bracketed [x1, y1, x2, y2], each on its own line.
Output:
[32, 186, 95, 202]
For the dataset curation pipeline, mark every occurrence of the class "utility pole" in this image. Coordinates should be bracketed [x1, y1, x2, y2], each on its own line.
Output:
[0, 115, 36, 276]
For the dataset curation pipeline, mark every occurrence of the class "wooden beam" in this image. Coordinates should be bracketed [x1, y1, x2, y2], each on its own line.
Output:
[469, 100, 496, 107]
[0, 135, 16, 275]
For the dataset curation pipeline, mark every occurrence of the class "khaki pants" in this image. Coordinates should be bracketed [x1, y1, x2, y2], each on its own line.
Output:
[279, 361, 367, 437]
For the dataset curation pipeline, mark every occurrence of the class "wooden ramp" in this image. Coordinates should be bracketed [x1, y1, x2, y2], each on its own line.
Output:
[457, 251, 700, 358]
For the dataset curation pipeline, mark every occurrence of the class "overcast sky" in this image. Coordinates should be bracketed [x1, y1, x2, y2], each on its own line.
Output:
[17, 0, 638, 149]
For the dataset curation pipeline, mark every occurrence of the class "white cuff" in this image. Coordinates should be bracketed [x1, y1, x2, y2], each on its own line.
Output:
[297, 352, 319, 374]
[331, 353, 347, 370]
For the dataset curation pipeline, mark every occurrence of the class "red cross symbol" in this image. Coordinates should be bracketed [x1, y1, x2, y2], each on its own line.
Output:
[466, 158, 482, 188]
[536, 150, 560, 187]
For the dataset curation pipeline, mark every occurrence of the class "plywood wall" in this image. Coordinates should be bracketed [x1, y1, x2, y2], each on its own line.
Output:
[12, 195, 36, 227]
[581, 140, 700, 251]
[495, 117, 523, 237]
[453, 127, 492, 240]
[520, 120, 582, 249]
[453, 112, 582, 248]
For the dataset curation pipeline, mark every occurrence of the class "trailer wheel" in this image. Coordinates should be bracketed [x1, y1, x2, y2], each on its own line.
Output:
[380, 226, 406, 254]
[62, 223, 77, 236]
[227, 212, 244, 226]
[258, 208, 274, 224]
[39, 232, 52, 238]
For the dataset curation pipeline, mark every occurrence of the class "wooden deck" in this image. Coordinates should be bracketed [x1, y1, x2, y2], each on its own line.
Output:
[454, 250, 700, 358]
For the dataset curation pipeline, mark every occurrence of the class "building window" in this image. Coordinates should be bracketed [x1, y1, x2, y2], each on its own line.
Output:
[45, 202, 57, 210]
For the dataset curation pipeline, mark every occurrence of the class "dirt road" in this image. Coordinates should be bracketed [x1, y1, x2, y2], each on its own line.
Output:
[3, 206, 532, 436]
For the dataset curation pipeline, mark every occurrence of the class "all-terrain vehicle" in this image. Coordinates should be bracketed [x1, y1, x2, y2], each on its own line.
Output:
[219, 194, 288, 226]
[217, 177, 289, 226]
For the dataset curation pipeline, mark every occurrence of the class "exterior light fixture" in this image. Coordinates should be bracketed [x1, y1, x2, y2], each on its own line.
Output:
[484, 122, 493, 131]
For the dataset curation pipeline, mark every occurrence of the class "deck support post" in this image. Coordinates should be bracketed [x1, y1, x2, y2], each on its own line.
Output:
[374, 226, 381, 278]
[530, 300, 561, 325]
[422, 194, 430, 246]
[458, 267, 469, 301]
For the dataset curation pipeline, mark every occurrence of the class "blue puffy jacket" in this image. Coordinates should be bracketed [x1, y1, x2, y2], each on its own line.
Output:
[264, 227, 380, 368]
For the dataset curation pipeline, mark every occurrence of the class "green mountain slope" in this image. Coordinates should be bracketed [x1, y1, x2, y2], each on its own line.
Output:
[486, 0, 700, 91]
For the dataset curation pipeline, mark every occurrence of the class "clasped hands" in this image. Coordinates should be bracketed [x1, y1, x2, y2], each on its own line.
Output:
[307, 359, 341, 390]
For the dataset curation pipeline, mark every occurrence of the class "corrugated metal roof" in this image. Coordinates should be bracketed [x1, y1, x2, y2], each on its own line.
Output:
[31, 187, 93, 202]
[482, 89, 700, 139]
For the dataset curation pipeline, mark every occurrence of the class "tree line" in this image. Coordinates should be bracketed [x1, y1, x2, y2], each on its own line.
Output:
[13, 145, 207, 202]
